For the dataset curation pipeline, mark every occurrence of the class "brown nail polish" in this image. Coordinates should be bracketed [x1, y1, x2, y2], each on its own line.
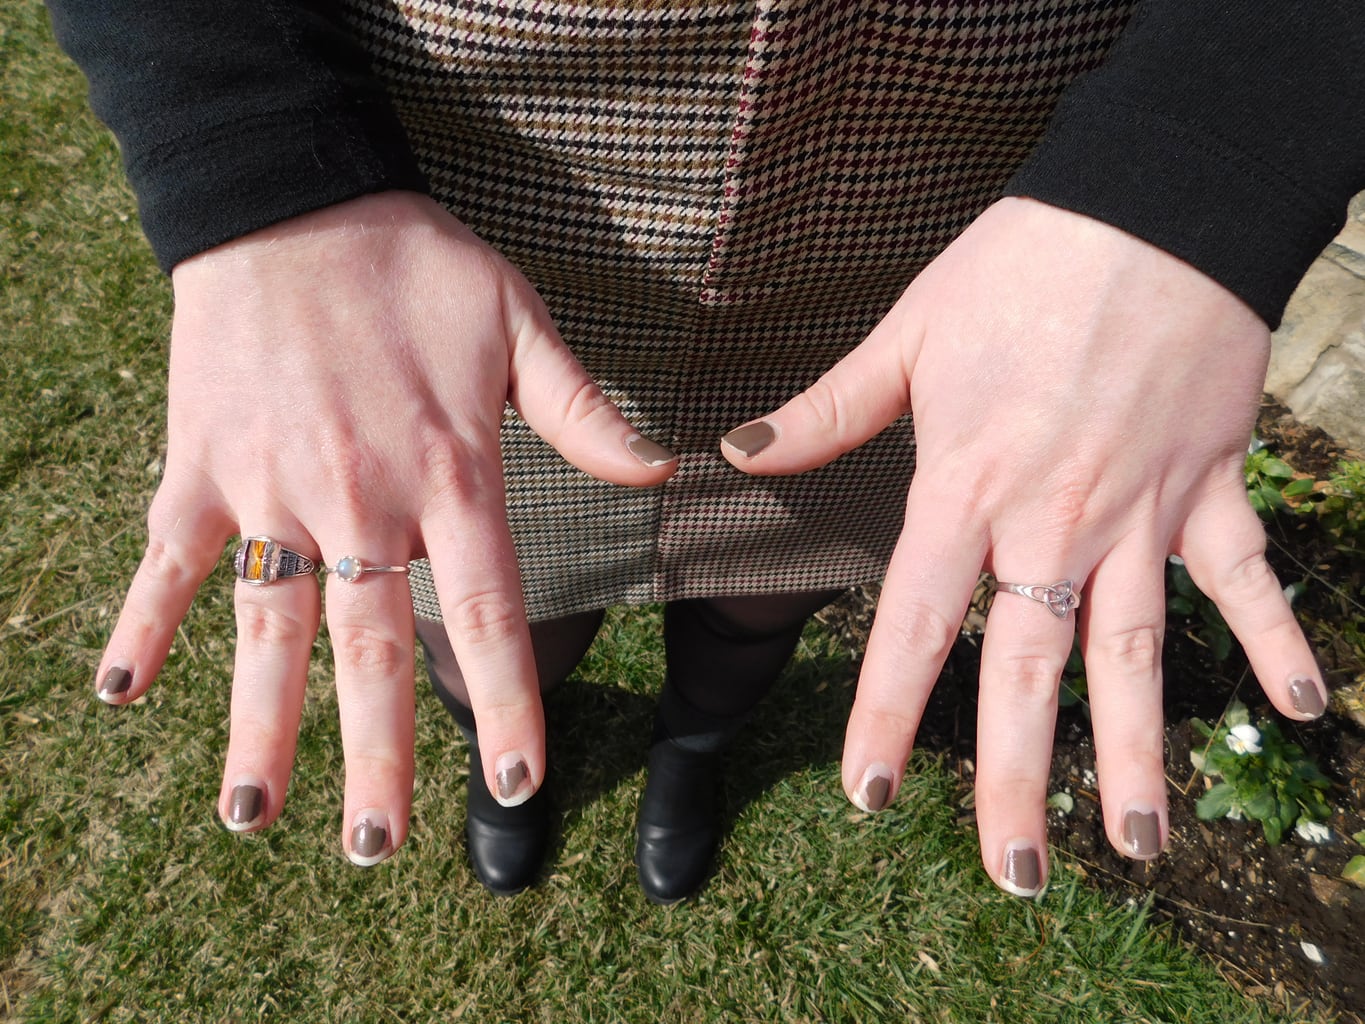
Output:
[1122, 810, 1162, 858]
[352, 818, 388, 860]
[1288, 677, 1325, 717]
[99, 666, 132, 698]
[862, 775, 892, 812]
[1003, 846, 1041, 895]
[496, 760, 529, 801]
[228, 785, 264, 827]
[626, 434, 677, 467]
[721, 421, 775, 458]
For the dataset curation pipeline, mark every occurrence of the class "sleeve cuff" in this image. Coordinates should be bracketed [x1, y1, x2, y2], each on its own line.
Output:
[128, 105, 429, 273]
[1003, 92, 1346, 330]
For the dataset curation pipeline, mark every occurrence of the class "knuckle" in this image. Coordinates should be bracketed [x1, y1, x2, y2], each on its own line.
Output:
[138, 534, 204, 592]
[799, 378, 845, 435]
[1000, 651, 1067, 703]
[311, 435, 379, 519]
[346, 749, 410, 784]
[1110, 737, 1166, 779]
[975, 778, 1043, 817]
[332, 623, 411, 677]
[1209, 547, 1276, 608]
[445, 590, 524, 649]
[853, 701, 921, 743]
[1098, 625, 1163, 677]
[236, 600, 315, 649]
[876, 601, 958, 666]
[416, 431, 497, 503]
[231, 714, 295, 760]
[413, 432, 464, 488]
[1042, 477, 1100, 534]
[331, 474, 375, 526]
[559, 378, 611, 432]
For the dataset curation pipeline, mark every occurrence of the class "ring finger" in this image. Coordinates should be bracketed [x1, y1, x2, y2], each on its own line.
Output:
[976, 565, 1081, 896]
[220, 531, 322, 833]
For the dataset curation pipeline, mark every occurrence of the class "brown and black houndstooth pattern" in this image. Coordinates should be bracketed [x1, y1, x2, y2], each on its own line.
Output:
[338, 0, 1140, 622]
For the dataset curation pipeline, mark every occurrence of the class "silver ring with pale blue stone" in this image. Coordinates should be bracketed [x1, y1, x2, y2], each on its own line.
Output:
[322, 555, 411, 583]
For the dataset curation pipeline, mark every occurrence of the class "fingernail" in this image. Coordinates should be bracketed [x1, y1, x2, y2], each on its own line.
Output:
[97, 664, 133, 701]
[495, 755, 533, 807]
[1000, 842, 1043, 897]
[721, 421, 775, 458]
[1122, 808, 1162, 859]
[349, 812, 391, 867]
[625, 434, 677, 467]
[226, 784, 265, 831]
[1288, 676, 1325, 718]
[853, 764, 895, 812]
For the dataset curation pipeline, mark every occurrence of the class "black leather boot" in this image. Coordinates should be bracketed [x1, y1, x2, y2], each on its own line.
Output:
[634, 730, 724, 904]
[463, 733, 551, 896]
[430, 679, 551, 896]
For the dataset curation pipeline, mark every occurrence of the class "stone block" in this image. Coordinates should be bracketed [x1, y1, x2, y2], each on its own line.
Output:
[1266, 194, 1365, 452]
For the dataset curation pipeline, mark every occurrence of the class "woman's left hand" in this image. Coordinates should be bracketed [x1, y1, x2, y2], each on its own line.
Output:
[721, 197, 1326, 896]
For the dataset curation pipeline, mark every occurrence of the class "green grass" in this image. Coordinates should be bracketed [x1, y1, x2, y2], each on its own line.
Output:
[0, 3, 1333, 1021]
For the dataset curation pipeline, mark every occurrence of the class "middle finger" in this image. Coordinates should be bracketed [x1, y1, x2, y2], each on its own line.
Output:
[1080, 534, 1170, 861]
[322, 546, 418, 867]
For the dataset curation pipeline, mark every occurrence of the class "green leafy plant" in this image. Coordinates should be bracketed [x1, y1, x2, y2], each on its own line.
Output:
[1347, 831, 1365, 889]
[1058, 634, 1088, 710]
[1244, 446, 1315, 518]
[1190, 701, 1333, 845]
[1167, 558, 1234, 662]
[1315, 459, 1365, 547]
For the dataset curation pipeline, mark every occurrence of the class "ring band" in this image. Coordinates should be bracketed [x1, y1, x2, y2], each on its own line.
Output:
[234, 536, 317, 585]
[322, 555, 410, 583]
[993, 579, 1080, 619]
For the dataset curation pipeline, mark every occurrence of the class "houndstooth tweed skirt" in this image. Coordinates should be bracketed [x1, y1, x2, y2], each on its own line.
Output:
[338, 0, 1139, 622]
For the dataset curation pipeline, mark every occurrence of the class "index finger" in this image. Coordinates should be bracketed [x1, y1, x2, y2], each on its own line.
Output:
[421, 469, 543, 807]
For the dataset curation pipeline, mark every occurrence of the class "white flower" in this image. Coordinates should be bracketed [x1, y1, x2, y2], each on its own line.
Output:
[1295, 819, 1333, 844]
[1225, 805, 1245, 821]
[1226, 723, 1263, 755]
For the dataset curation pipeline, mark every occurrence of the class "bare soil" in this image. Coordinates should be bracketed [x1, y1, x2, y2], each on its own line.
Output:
[819, 399, 1365, 1023]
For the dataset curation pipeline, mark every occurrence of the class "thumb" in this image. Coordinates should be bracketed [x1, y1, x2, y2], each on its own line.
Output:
[505, 285, 677, 486]
[719, 296, 923, 475]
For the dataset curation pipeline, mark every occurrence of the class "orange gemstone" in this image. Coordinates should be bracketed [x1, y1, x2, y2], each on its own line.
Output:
[244, 539, 268, 581]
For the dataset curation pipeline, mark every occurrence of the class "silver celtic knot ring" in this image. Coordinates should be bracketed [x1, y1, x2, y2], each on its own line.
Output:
[321, 555, 410, 583]
[234, 536, 317, 585]
[993, 579, 1081, 619]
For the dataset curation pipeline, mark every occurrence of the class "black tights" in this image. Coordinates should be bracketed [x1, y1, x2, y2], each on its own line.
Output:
[415, 590, 842, 734]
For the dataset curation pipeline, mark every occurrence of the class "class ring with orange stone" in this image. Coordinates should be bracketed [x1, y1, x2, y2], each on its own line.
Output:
[233, 536, 318, 586]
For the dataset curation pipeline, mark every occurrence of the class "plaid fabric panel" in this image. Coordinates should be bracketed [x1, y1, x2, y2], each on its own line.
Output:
[339, 0, 1138, 621]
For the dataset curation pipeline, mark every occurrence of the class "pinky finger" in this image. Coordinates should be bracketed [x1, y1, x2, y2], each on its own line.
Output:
[95, 489, 230, 704]
[1178, 483, 1327, 720]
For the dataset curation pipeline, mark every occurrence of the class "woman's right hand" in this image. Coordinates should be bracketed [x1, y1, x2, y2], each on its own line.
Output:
[92, 190, 677, 865]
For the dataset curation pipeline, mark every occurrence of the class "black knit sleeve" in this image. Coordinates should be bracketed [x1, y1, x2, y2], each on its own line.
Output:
[1004, 1, 1365, 329]
[46, 0, 429, 273]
